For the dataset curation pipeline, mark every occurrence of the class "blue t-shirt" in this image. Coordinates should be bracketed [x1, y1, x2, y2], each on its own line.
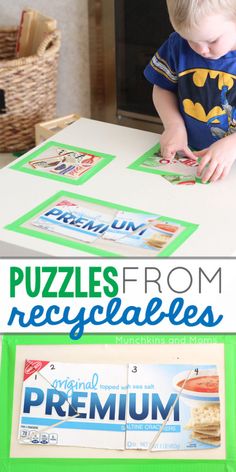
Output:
[144, 32, 236, 150]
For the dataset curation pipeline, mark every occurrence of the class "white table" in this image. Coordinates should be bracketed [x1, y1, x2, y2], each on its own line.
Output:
[0, 117, 235, 256]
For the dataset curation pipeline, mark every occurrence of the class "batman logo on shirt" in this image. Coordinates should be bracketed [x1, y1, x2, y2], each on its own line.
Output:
[178, 68, 236, 138]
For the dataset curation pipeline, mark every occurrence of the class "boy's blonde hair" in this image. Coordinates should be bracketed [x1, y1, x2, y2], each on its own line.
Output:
[166, 0, 236, 32]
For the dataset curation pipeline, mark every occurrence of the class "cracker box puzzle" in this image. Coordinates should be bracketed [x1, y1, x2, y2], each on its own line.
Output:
[128, 144, 204, 185]
[5, 191, 198, 257]
[19, 359, 220, 451]
[2, 333, 236, 472]
[31, 203, 180, 250]
[10, 141, 115, 185]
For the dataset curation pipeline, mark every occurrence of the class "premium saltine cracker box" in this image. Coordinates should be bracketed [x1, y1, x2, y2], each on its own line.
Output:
[18, 360, 220, 451]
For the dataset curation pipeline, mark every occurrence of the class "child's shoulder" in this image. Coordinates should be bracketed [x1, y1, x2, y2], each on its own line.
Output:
[162, 33, 198, 71]
[168, 32, 190, 55]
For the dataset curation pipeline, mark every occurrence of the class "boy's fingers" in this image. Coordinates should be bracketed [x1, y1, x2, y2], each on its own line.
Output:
[219, 166, 230, 180]
[201, 161, 218, 183]
[161, 148, 176, 160]
[197, 153, 211, 175]
[194, 149, 208, 157]
[182, 147, 197, 159]
[208, 165, 225, 183]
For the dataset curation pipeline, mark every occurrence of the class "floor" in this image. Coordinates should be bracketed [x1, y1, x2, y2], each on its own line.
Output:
[0, 153, 15, 169]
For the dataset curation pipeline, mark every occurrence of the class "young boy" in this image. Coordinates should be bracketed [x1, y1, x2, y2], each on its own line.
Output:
[144, 0, 236, 182]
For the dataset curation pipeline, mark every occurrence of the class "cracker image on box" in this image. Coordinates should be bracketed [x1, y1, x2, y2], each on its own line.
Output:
[5, 191, 198, 257]
[10, 141, 115, 185]
[128, 144, 204, 185]
[185, 404, 220, 447]
[18, 360, 220, 451]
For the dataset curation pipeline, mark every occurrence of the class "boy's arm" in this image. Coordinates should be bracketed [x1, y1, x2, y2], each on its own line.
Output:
[153, 85, 184, 128]
[153, 85, 196, 159]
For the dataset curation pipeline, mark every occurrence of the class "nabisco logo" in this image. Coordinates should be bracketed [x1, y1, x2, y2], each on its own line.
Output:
[24, 359, 49, 381]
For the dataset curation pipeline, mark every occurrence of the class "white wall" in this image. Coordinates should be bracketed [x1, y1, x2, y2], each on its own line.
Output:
[1, 0, 91, 117]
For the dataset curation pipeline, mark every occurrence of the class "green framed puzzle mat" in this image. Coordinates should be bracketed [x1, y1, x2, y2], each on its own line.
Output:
[5, 190, 198, 257]
[0, 333, 236, 471]
[10, 140, 115, 185]
[128, 143, 203, 185]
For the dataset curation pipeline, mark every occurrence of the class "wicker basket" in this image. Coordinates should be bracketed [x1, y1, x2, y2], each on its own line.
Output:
[0, 27, 61, 152]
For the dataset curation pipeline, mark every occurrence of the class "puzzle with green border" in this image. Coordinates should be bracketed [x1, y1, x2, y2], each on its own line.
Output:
[0, 333, 236, 472]
[5, 190, 198, 257]
[128, 143, 204, 184]
[10, 140, 115, 185]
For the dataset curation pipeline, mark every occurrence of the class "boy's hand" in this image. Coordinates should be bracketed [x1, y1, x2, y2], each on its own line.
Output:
[195, 136, 236, 183]
[160, 124, 196, 160]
